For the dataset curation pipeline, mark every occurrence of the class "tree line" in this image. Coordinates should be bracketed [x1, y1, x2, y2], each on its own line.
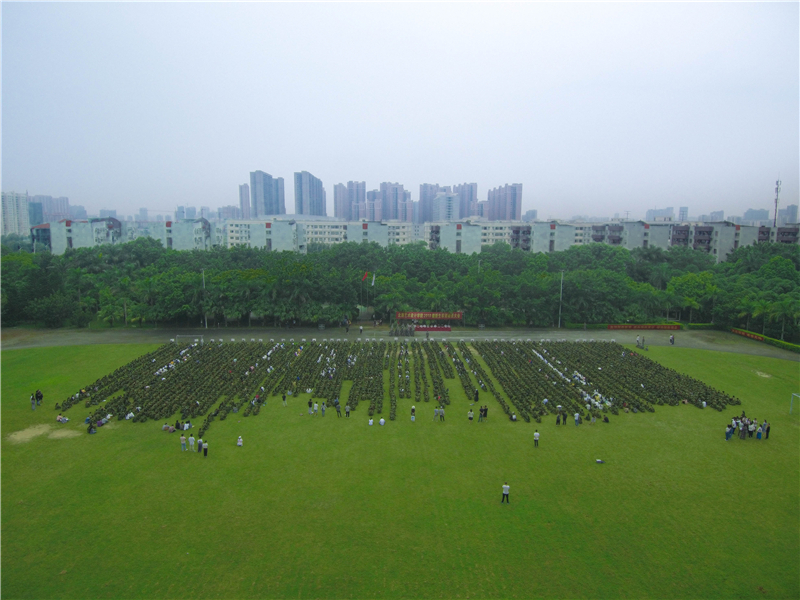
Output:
[1, 236, 798, 342]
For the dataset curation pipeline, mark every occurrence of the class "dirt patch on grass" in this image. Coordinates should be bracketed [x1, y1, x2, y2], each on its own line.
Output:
[48, 429, 81, 439]
[8, 424, 51, 444]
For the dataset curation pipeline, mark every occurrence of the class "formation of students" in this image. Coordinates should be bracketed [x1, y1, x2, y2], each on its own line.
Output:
[726, 413, 770, 441]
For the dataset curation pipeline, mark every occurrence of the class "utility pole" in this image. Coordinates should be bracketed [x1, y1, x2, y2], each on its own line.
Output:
[558, 270, 565, 329]
[774, 179, 781, 228]
[202, 269, 208, 329]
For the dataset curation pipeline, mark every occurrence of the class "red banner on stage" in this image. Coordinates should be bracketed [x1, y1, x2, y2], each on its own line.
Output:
[396, 311, 463, 320]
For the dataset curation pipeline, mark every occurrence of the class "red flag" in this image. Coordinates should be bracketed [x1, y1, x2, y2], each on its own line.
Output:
[362, 271, 368, 281]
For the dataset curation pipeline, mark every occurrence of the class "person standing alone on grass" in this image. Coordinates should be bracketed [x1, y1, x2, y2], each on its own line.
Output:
[180, 434, 187, 451]
[502, 482, 510, 503]
[468, 409, 474, 423]
[203, 440, 209, 457]
[282, 393, 287, 407]
[411, 406, 416, 422]
[345, 404, 350, 418]
[189, 434, 195, 451]
[534, 430, 540, 447]
[575, 412, 580, 426]
[321, 402, 326, 417]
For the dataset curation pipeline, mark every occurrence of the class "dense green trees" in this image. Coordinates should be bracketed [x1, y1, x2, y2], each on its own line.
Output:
[1, 236, 797, 341]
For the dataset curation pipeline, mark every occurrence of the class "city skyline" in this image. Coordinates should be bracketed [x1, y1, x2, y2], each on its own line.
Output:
[2, 3, 798, 220]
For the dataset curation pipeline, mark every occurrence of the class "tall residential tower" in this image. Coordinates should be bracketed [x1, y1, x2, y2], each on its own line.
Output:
[294, 171, 326, 216]
[250, 171, 286, 217]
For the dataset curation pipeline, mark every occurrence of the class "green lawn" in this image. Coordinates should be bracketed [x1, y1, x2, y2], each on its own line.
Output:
[1, 344, 798, 599]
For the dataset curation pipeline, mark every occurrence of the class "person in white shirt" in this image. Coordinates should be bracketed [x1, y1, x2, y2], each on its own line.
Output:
[534, 430, 540, 448]
[368, 418, 373, 426]
[501, 482, 510, 503]
[468, 410, 474, 422]
[574, 412, 580, 426]
[188, 435, 195, 451]
[434, 407, 439, 421]
[379, 418, 385, 426]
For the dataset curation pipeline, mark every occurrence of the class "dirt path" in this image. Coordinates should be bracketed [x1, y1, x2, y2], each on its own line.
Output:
[2, 324, 797, 361]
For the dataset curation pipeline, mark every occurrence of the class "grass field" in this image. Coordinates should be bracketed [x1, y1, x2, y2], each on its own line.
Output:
[2, 343, 798, 599]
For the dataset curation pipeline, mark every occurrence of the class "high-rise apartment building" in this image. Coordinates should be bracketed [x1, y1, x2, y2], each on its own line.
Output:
[678, 207, 689, 222]
[333, 183, 349, 220]
[379, 182, 407, 221]
[294, 171, 327, 216]
[348, 181, 366, 210]
[431, 192, 459, 222]
[366, 200, 382, 221]
[778, 204, 798, 225]
[397, 200, 414, 222]
[175, 206, 186, 221]
[69, 205, 88, 219]
[218, 205, 240, 220]
[28, 202, 44, 227]
[33, 195, 70, 222]
[453, 183, 478, 218]
[250, 170, 286, 217]
[743, 208, 770, 222]
[239, 184, 251, 219]
[185, 207, 197, 219]
[487, 184, 522, 221]
[2, 191, 31, 235]
[710, 210, 725, 222]
[137, 208, 149, 222]
[99, 209, 117, 219]
[419, 184, 454, 223]
[645, 207, 674, 221]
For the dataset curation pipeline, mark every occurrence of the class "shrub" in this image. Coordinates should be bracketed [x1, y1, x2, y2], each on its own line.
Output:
[685, 323, 719, 330]
[730, 328, 800, 354]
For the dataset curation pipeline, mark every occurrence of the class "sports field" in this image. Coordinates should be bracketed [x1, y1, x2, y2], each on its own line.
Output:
[1, 342, 798, 599]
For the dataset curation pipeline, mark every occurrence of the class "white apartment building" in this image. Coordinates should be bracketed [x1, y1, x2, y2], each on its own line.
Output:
[425, 222, 482, 254]
[2, 191, 31, 236]
[30, 213, 799, 260]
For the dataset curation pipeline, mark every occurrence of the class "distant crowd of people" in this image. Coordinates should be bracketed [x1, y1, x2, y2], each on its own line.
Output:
[726, 413, 770, 441]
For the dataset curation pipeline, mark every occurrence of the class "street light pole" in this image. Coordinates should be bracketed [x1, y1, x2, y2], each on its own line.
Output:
[558, 270, 565, 329]
[202, 269, 208, 329]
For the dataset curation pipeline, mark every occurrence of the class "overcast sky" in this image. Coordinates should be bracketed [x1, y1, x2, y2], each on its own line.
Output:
[2, 2, 798, 220]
